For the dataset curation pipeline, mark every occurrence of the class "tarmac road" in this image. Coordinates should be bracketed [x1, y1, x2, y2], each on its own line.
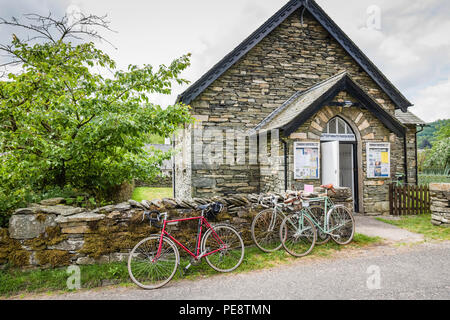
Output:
[19, 240, 450, 300]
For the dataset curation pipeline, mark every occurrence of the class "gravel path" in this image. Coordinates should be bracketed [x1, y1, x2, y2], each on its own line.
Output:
[355, 215, 424, 243]
[16, 240, 450, 300]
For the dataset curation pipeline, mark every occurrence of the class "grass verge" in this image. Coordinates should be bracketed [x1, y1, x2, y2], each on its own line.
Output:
[376, 214, 450, 241]
[131, 187, 173, 202]
[0, 233, 380, 298]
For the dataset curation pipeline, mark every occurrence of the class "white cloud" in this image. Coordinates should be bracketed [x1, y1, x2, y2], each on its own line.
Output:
[416, 20, 450, 48]
[412, 78, 450, 123]
[379, 36, 420, 66]
[2, 0, 449, 121]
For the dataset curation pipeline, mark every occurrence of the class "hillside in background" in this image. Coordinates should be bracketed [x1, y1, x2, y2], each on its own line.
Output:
[417, 119, 450, 150]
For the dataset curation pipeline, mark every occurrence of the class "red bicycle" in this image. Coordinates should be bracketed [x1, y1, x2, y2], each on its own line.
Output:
[127, 202, 245, 289]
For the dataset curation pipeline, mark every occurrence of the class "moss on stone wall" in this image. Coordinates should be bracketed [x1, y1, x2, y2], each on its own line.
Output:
[24, 226, 68, 251]
[80, 212, 158, 258]
[35, 214, 47, 223]
[8, 250, 31, 267]
[35, 250, 72, 267]
[0, 228, 30, 266]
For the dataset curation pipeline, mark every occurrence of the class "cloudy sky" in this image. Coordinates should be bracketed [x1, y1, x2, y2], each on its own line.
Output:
[1, 0, 449, 122]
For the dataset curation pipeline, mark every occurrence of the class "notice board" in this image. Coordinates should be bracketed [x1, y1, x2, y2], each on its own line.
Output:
[294, 142, 320, 180]
[366, 142, 390, 178]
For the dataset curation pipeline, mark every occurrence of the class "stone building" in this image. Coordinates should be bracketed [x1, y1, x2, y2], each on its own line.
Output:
[173, 0, 425, 215]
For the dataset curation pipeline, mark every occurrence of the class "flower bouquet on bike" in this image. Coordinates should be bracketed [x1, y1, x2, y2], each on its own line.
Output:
[128, 202, 245, 289]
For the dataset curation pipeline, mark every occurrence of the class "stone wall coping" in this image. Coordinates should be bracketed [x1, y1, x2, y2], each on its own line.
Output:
[10, 187, 353, 220]
[429, 183, 450, 193]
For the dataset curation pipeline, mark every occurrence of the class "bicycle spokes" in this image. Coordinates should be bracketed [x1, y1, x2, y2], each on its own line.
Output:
[328, 206, 355, 245]
[280, 214, 317, 257]
[202, 225, 245, 273]
[308, 205, 331, 245]
[251, 209, 284, 252]
[128, 236, 179, 290]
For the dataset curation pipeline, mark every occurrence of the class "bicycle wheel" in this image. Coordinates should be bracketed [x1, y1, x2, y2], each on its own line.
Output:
[307, 205, 330, 245]
[327, 205, 355, 245]
[128, 235, 179, 290]
[251, 208, 284, 252]
[201, 224, 245, 273]
[280, 214, 316, 257]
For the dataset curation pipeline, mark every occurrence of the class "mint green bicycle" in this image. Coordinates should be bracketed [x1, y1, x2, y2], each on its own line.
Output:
[251, 194, 325, 252]
[280, 186, 355, 257]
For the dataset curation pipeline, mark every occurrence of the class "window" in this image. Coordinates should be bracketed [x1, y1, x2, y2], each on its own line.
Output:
[328, 118, 337, 134]
[321, 117, 356, 141]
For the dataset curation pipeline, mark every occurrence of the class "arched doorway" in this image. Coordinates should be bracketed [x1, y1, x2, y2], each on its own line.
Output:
[321, 117, 359, 212]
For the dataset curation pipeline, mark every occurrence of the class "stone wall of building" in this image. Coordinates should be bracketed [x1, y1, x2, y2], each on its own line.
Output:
[430, 183, 450, 227]
[259, 133, 286, 194]
[405, 125, 418, 185]
[0, 188, 351, 269]
[190, 11, 399, 128]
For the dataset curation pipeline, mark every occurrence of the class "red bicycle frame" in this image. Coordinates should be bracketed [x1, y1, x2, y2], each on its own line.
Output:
[155, 215, 226, 260]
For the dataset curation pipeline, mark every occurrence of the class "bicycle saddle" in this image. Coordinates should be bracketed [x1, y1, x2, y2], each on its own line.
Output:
[198, 204, 210, 210]
[320, 184, 336, 193]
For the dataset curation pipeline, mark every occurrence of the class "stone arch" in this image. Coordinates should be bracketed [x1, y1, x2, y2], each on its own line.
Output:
[309, 106, 368, 141]
[322, 116, 356, 139]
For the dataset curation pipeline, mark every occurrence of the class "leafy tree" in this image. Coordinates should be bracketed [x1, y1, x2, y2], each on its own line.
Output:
[0, 13, 193, 222]
[417, 119, 450, 148]
[424, 122, 450, 171]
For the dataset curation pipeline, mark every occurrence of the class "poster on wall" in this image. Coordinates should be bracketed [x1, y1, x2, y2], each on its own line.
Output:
[294, 142, 320, 180]
[366, 142, 390, 178]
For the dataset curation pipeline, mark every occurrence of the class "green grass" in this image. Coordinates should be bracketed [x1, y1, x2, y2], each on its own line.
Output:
[0, 233, 380, 297]
[377, 214, 450, 241]
[418, 174, 450, 185]
[131, 187, 173, 202]
[0, 261, 130, 297]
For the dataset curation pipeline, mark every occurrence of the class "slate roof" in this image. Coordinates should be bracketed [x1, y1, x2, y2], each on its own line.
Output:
[253, 71, 407, 137]
[394, 110, 426, 125]
[176, 0, 412, 111]
[254, 71, 347, 133]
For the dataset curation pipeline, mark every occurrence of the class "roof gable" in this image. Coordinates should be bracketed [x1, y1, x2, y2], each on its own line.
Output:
[255, 71, 348, 133]
[177, 0, 412, 111]
[254, 72, 407, 137]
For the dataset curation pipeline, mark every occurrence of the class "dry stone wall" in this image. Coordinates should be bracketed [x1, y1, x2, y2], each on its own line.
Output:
[430, 183, 450, 227]
[0, 187, 351, 269]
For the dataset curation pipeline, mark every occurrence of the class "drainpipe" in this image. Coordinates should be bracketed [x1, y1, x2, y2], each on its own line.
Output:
[415, 125, 425, 185]
[281, 138, 288, 192]
[403, 133, 408, 185]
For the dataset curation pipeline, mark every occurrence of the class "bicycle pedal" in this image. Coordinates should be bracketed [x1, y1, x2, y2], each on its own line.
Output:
[180, 267, 188, 276]
[181, 262, 192, 276]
